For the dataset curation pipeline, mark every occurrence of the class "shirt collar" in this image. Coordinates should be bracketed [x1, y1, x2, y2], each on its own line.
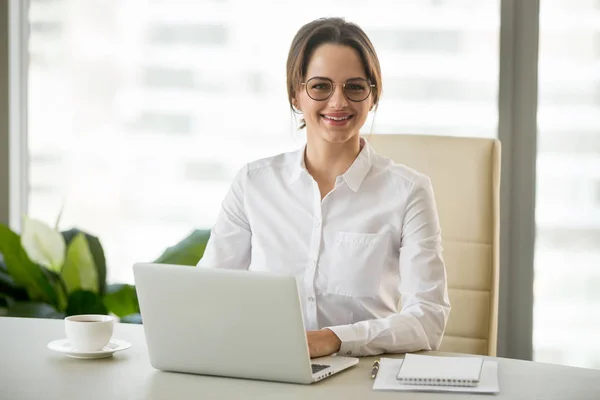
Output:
[288, 137, 374, 192]
[343, 138, 373, 192]
[288, 143, 307, 184]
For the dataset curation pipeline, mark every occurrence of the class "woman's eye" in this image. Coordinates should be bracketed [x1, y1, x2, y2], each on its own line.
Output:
[347, 84, 365, 91]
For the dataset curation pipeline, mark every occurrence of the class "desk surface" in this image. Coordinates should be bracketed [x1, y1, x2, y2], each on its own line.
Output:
[1, 317, 599, 400]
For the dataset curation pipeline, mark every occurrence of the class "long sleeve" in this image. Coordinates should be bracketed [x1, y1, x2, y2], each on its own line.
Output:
[197, 165, 252, 270]
[327, 175, 451, 356]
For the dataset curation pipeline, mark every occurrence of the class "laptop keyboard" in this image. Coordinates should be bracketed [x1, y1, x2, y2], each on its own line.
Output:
[311, 364, 330, 374]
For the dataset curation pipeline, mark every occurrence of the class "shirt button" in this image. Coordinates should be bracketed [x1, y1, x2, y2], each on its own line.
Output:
[314, 220, 321, 227]
[308, 297, 315, 302]
[346, 351, 352, 356]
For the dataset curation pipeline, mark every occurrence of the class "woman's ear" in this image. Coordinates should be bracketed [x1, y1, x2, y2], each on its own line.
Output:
[369, 98, 376, 112]
[292, 97, 302, 113]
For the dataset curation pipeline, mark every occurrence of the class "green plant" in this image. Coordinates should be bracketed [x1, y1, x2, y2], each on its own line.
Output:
[0, 217, 210, 322]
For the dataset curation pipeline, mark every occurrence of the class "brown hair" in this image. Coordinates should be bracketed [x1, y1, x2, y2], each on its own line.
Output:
[286, 18, 383, 129]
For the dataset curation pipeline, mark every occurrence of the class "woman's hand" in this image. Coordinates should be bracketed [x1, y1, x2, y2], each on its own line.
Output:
[306, 329, 342, 358]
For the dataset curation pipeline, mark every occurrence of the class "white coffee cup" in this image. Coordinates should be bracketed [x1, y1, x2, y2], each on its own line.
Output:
[65, 314, 115, 351]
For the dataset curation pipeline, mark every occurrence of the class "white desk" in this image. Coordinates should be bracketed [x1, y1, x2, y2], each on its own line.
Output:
[1, 317, 599, 399]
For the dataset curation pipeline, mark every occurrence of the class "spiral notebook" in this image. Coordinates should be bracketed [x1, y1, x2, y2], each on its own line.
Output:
[373, 356, 499, 394]
[397, 354, 484, 387]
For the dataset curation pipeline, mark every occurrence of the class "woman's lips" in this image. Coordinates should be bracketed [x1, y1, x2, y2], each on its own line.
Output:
[321, 114, 354, 126]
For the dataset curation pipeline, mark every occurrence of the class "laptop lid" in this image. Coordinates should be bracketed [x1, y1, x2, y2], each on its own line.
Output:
[133, 262, 315, 384]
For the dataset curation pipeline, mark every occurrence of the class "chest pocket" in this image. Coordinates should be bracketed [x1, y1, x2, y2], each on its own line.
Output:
[326, 231, 390, 298]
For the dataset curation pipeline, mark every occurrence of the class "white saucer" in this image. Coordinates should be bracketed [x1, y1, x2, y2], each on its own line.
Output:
[47, 338, 132, 359]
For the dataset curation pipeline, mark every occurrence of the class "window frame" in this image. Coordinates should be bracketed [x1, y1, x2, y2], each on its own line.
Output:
[2, 0, 29, 232]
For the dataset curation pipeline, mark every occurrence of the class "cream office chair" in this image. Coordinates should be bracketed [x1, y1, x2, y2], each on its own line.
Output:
[369, 134, 501, 356]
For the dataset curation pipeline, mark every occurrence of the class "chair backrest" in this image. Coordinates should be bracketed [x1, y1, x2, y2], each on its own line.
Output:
[368, 134, 501, 356]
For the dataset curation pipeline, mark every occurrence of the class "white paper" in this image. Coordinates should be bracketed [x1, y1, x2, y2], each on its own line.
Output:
[397, 354, 484, 383]
[373, 358, 499, 394]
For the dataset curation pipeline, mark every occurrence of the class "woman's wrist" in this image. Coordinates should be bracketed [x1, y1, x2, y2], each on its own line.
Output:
[323, 328, 342, 352]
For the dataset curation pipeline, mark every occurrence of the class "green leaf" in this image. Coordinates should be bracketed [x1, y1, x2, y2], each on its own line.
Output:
[6, 300, 64, 319]
[41, 268, 68, 311]
[0, 254, 29, 301]
[62, 229, 107, 294]
[0, 268, 30, 301]
[21, 217, 66, 272]
[153, 229, 211, 266]
[103, 284, 139, 318]
[66, 290, 108, 316]
[0, 224, 58, 305]
[61, 233, 99, 294]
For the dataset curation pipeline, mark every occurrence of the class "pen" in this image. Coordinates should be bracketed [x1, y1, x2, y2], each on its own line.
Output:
[371, 360, 380, 379]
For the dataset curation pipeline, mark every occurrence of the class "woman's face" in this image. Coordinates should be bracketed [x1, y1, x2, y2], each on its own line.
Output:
[295, 43, 373, 145]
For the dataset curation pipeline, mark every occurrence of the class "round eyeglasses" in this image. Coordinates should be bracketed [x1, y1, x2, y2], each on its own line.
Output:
[301, 77, 375, 102]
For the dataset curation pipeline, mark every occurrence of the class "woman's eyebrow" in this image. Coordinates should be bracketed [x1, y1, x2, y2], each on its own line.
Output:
[306, 76, 366, 81]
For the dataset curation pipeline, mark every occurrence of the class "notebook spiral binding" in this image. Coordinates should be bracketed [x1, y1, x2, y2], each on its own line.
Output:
[397, 377, 478, 387]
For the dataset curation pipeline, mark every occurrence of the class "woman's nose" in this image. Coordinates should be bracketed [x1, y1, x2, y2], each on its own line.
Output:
[328, 84, 348, 109]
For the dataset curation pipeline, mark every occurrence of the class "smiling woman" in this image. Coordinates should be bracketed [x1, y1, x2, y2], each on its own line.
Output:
[198, 17, 451, 359]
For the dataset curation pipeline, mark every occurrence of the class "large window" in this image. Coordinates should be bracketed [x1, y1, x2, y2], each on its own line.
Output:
[533, 0, 600, 369]
[27, 0, 499, 284]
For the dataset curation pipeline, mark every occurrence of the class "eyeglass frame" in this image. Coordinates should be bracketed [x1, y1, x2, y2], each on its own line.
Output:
[300, 76, 376, 103]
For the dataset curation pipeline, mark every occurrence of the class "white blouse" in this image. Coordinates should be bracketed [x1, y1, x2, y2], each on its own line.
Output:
[197, 140, 451, 356]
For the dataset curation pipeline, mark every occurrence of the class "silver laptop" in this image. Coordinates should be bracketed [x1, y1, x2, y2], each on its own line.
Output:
[133, 262, 359, 384]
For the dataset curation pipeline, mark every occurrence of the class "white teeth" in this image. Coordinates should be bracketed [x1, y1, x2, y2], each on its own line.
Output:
[323, 115, 351, 121]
